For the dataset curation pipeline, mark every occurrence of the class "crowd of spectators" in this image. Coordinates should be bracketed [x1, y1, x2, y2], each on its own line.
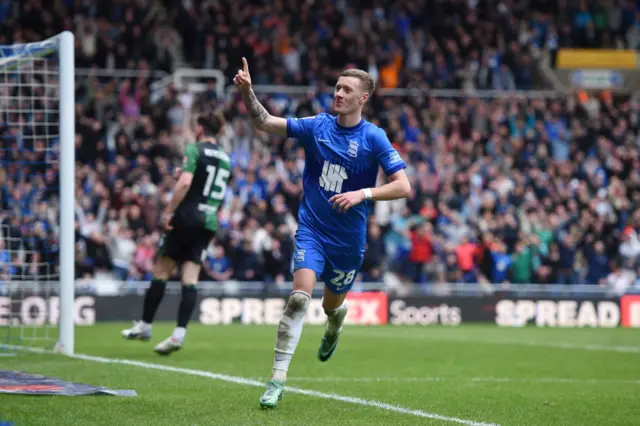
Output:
[377, 91, 640, 296]
[547, 0, 640, 51]
[2, 0, 640, 296]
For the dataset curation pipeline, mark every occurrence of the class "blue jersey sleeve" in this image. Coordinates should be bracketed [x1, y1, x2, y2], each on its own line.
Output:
[286, 116, 316, 140]
[372, 128, 407, 176]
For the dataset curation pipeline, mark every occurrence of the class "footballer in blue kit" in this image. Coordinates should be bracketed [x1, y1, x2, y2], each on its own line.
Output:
[287, 113, 407, 293]
[234, 58, 411, 408]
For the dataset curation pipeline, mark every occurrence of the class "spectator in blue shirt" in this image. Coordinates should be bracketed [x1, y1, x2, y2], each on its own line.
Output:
[203, 245, 233, 282]
[491, 241, 512, 284]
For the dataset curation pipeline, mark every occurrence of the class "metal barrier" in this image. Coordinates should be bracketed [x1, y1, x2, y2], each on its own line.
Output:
[74, 67, 564, 102]
[74, 67, 171, 103]
[103, 281, 638, 298]
[75, 68, 169, 79]
[75, 67, 227, 102]
[171, 68, 225, 99]
[226, 84, 562, 99]
[3, 280, 630, 298]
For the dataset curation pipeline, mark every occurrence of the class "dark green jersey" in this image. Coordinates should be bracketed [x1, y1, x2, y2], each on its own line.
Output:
[174, 141, 232, 232]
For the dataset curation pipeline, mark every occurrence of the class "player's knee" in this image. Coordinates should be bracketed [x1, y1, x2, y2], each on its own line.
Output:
[292, 268, 317, 294]
[285, 291, 311, 314]
[181, 261, 201, 286]
[152, 259, 173, 281]
[153, 272, 170, 281]
[323, 305, 335, 316]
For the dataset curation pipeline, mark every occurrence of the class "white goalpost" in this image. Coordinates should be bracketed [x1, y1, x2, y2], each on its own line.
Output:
[0, 32, 75, 356]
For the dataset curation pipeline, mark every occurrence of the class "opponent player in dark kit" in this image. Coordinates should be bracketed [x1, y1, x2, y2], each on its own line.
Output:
[121, 110, 232, 356]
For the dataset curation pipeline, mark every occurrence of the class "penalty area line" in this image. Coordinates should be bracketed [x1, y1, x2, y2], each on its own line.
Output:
[1, 343, 498, 426]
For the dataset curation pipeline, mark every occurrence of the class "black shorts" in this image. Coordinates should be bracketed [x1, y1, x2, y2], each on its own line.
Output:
[157, 226, 215, 265]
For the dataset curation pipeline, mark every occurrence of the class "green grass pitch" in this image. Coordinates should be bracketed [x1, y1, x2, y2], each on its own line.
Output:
[1, 323, 639, 425]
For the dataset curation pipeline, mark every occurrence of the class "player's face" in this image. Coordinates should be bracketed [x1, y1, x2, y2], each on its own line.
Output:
[333, 76, 368, 115]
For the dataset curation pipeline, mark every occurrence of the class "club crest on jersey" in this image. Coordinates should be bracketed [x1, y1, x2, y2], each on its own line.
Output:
[347, 141, 359, 158]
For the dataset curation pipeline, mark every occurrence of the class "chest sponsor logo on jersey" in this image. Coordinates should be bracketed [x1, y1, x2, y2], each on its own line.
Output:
[347, 140, 359, 158]
[319, 160, 348, 193]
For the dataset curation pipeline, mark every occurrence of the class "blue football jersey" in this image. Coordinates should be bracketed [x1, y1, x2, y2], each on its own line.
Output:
[286, 113, 407, 251]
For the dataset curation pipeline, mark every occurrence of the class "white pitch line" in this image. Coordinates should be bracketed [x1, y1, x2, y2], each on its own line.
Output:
[281, 376, 640, 385]
[1, 345, 498, 426]
[349, 331, 640, 354]
[69, 353, 498, 426]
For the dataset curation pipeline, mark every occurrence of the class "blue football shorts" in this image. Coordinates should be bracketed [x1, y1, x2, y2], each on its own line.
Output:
[292, 225, 364, 294]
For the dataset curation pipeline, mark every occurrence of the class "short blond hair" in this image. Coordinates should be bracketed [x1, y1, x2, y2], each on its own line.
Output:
[340, 69, 375, 97]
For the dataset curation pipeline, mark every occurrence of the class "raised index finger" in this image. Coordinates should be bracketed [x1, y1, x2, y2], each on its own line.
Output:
[242, 57, 249, 73]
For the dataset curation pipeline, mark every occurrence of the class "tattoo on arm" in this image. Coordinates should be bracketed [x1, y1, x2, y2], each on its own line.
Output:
[241, 88, 269, 127]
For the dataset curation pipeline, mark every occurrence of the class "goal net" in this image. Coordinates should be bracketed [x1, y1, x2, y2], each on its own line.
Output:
[0, 32, 75, 356]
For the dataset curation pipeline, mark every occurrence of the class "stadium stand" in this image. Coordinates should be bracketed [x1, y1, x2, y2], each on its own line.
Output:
[1, 0, 640, 297]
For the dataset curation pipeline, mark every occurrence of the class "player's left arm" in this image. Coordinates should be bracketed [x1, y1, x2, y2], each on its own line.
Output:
[366, 168, 411, 201]
[330, 169, 411, 213]
[369, 128, 411, 200]
[162, 144, 197, 230]
[330, 129, 410, 213]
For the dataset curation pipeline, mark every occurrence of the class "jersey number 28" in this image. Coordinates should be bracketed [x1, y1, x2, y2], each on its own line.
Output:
[330, 269, 356, 288]
[203, 165, 230, 201]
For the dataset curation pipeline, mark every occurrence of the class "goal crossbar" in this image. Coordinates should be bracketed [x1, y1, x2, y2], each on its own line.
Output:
[0, 40, 58, 68]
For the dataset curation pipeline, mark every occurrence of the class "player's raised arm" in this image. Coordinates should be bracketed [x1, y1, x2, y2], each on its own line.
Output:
[233, 57, 287, 136]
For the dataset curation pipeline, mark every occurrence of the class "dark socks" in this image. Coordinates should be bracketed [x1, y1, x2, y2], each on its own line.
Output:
[177, 285, 197, 328]
[142, 278, 166, 324]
